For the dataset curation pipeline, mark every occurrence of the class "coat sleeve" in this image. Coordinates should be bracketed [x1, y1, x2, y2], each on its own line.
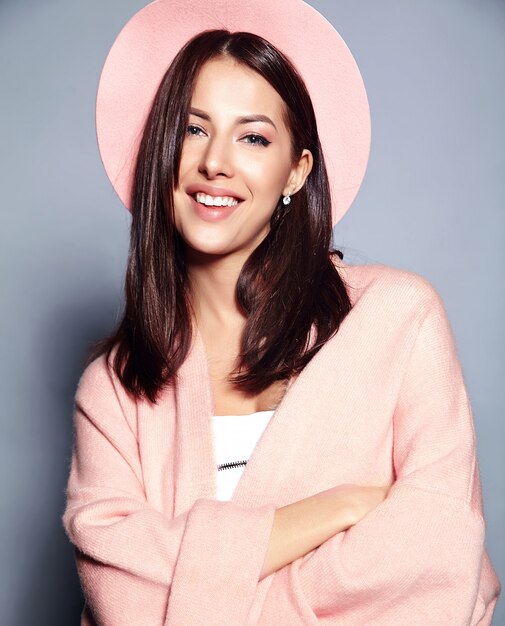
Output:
[257, 284, 501, 625]
[61, 357, 276, 626]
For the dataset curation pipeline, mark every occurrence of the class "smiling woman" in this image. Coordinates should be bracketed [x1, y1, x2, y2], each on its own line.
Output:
[61, 1, 501, 625]
[92, 27, 350, 403]
[174, 56, 313, 265]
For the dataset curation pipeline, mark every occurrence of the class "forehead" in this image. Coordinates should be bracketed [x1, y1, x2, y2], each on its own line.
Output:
[190, 57, 286, 125]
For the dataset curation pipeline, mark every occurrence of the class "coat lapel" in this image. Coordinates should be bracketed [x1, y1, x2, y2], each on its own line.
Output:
[171, 257, 360, 516]
[173, 318, 340, 514]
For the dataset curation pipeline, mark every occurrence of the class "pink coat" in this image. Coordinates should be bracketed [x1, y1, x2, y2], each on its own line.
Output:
[62, 258, 501, 625]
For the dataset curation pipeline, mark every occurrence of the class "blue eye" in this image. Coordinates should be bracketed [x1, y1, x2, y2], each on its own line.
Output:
[185, 125, 271, 147]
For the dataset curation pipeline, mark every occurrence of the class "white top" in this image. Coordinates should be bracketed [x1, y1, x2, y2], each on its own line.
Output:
[212, 409, 275, 501]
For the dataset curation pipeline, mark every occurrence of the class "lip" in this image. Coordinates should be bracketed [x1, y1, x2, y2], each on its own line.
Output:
[188, 193, 242, 223]
[186, 183, 245, 201]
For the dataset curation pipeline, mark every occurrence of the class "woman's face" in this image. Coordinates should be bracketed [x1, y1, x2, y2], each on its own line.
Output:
[172, 56, 312, 260]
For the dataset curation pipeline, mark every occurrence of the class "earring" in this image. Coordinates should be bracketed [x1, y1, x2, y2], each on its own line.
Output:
[282, 194, 291, 205]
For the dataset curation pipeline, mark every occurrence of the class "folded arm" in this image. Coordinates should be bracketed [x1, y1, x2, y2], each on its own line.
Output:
[258, 282, 501, 625]
[62, 358, 276, 626]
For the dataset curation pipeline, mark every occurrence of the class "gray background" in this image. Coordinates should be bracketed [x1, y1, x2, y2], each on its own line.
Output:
[1, 0, 503, 624]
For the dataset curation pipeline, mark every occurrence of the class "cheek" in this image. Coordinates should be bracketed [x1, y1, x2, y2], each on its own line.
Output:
[240, 155, 287, 195]
[177, 153, 193, 181]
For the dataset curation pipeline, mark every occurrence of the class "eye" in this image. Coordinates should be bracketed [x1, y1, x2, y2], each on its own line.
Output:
[186, 124, 205, 137]
[185, 125, 271, 147]
[242, 133, 271, 147]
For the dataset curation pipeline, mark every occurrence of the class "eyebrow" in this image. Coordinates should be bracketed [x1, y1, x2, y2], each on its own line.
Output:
[189, 107, 277, 131]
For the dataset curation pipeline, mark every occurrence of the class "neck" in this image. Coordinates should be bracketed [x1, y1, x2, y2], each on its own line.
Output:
[185, 247, 249, 329]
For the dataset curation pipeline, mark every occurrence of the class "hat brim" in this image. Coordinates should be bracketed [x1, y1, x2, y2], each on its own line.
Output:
[96, 0, 371, 226]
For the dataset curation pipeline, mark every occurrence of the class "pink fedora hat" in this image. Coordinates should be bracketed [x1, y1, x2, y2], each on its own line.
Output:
[95, 0, 371, 226]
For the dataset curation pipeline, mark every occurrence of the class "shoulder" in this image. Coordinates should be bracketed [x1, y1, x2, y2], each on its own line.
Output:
[334, 254, 444, 318]
[75, 349, 114, 399]
[331, 255, 458, 373]
[74, 344, 134, 418]
[71, 347, 141, 457]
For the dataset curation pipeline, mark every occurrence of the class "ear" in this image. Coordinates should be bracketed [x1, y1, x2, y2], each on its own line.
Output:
[283, 149, 313, 196]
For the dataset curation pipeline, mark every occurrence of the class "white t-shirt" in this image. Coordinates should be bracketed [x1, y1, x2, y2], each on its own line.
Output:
[212, 409, 275, 501]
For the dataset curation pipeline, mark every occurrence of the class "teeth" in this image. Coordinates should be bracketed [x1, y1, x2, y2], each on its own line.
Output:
[194, 192, 240, 207]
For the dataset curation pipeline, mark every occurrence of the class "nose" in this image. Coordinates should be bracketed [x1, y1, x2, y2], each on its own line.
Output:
[198, 133, 234, 179]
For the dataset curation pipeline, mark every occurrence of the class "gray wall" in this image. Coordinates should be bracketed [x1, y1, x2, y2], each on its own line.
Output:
[1, 1, 503, 624]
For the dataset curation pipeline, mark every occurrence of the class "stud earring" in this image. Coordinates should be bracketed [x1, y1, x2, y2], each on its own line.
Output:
[282, 194, 291, 205]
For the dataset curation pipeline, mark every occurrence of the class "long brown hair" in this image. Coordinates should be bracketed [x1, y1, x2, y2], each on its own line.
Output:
[87, 29, 353, 404]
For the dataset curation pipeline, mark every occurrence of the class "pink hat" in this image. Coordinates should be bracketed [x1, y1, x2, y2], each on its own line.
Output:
[95, 0, 371, 226]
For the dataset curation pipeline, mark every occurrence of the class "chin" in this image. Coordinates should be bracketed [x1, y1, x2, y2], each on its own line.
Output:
[180, 234, 236, 257]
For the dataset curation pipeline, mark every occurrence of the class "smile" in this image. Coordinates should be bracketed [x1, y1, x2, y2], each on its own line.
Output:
[193, 192, 240, 207]
[188, 193, 243, 223]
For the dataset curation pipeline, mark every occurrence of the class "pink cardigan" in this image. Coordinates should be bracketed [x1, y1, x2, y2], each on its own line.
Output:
[62, 258, 501, 625]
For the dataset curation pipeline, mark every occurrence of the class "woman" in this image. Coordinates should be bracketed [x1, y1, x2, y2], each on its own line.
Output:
[62, 1, 501, 625]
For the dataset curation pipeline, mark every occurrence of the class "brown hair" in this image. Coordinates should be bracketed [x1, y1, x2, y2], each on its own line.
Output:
[87, 29, 353, 404]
